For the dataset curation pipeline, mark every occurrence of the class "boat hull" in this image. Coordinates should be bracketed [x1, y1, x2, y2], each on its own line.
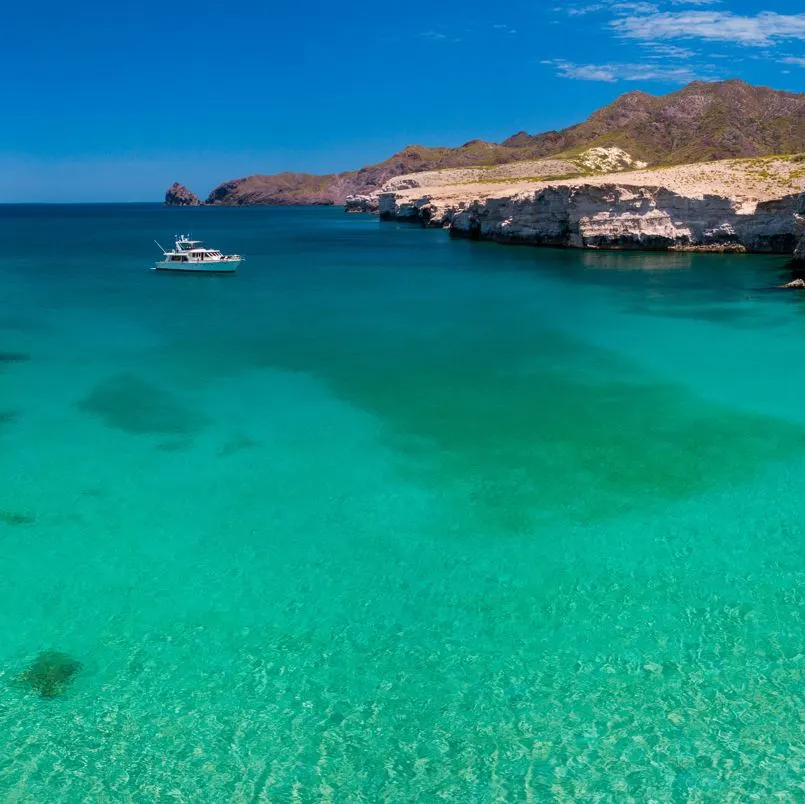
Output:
[154, 259, 240, 273]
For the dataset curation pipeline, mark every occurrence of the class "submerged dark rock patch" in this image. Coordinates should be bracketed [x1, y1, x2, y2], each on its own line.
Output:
[82, 487, 106, 498]
[16, 651, 82, 698]
[157, 437, 194, 452]
[0, 351, 29, 364]
[0, 510, 35, 526]
[234, 303, 805, 530]
[78, 374, 206, 435]
[218, 433, 259, 457]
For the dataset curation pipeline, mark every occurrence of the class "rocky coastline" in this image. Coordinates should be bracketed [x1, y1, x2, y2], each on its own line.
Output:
[377, 185, 801, 256]
[374, 156, 805, 262]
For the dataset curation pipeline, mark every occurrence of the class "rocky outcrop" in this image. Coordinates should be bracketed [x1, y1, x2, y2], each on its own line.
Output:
[795, 193, 805, 262]
[164, 183, 200, 206]
[575, 147, 647, 174]
[345, 194, 379, 214]
[380, 183, 803, 256]
[378, 193, 458, 227]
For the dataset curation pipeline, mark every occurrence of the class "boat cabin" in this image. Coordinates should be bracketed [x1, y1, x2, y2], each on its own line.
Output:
[168, 236, 225, 262]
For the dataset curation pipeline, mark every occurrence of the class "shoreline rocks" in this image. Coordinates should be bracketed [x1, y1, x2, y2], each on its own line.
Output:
[345, 194, 379, 214]
[795, 193, 805, 262]
[379, 184, 803, 258]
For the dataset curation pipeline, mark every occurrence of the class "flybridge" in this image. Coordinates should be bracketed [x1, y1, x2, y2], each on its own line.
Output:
[176, 235, 204, 250]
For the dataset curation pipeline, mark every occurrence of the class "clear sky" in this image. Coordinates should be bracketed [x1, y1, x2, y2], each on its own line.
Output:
[1, 0, 803, 201]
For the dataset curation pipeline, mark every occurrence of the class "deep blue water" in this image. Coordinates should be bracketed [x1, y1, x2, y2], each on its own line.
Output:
[1, 203, 804, 799]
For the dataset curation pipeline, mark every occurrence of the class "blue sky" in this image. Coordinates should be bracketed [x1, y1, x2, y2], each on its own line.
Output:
[1, 0, 803, 201]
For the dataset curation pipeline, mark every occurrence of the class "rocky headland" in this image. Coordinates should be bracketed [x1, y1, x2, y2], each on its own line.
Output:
[166, 80, 805, 207]
[376, 155, 805, 260]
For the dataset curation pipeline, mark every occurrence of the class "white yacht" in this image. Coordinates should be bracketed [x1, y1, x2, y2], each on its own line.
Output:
[154, 235, 243, 272]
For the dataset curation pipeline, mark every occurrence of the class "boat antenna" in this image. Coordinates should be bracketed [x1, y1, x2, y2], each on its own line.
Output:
[154, 239, 166, 254]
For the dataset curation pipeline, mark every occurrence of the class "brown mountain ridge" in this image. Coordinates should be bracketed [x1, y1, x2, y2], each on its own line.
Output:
[166, 80, 805, 207]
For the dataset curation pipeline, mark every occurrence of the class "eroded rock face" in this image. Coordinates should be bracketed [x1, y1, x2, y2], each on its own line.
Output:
[455, 185, 799, 252]
[165, 183, 200, 206]
[794, 193, 805, 262]
[378, 193, 457, 228]
[345, 195, 379, 214]
[381, 184, 802, 255]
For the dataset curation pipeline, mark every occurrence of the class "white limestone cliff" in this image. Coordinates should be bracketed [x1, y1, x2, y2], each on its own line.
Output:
[449, 185, 799, 253]
[377, 159, 805, 259]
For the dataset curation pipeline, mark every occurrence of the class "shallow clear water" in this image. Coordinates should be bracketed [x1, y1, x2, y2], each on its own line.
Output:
[1, 204, 804, 800]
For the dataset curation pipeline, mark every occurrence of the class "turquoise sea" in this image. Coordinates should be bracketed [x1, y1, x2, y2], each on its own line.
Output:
[1, 203, 804, 800]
